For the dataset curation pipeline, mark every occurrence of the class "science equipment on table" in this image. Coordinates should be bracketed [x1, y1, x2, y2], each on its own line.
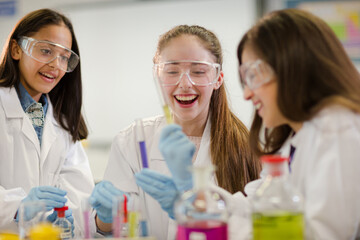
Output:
[53, 206, 71, 240]
[28, 222, 61, 240]
[135, 119, 149, 168]
[112, 194, 129, 238]
[251, 155, 304, 240]
[174, 165, 229, 240]
[153, 65, 173, 124]
[18, 201, 47, 240]
[82, 198, 92, 239]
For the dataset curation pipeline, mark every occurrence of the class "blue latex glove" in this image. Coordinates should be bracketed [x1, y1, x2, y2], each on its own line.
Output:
[47, 208, 75, 237]
[135, 168, 179, 219]
[15, 186, 67, 222]
[159, 124, 195, 191]
[89, 181, 129, 223]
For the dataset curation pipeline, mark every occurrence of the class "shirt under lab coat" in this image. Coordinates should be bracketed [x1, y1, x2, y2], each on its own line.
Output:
[0, 87, 95, 238]
[104, 115, 216, 240]
[228, 105, 360, 240]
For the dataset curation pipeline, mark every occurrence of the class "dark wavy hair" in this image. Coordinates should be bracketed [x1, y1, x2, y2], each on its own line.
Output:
[237, 9, 360, 156]
[0, 8, 88, 141]
[154, 25, 261, 194]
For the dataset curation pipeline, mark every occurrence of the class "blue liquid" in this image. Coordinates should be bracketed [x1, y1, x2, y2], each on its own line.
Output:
[139, 220, 148, 237]
[139, 141, 149, 168]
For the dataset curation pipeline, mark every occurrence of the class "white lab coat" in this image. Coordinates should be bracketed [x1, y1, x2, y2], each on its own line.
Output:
[228, 105, 360, 240]
[104, 115, 215, 240]
[0, 87, 95, 238]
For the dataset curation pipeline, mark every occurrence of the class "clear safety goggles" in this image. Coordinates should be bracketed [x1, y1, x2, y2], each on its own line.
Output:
[153, 60, 221, 86]
[18, 36, 79, 73]
[239, 59, 274, 90]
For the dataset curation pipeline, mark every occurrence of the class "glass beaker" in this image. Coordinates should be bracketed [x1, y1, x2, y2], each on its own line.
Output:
[18, 201, 47, 240]
[174, 165, 229, 240]
[251, 155, 304, 240]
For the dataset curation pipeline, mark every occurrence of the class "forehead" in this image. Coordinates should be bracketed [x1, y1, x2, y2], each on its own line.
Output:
[159, 35, 216, 63]
[29, 24, 72, 49]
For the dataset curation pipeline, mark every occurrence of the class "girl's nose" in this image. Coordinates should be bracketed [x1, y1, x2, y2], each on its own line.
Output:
[47, 56, 60, 69]
[243, 85, 254, 101]
[178, 73, 193, 89]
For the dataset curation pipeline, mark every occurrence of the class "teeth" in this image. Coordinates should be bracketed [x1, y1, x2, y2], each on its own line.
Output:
[41, 72, 55, 79]
[175, 95, 197, 101]
[255, 102, 262, 110]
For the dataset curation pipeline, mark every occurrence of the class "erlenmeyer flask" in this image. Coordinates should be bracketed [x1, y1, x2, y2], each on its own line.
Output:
[175, 165, 229, 240]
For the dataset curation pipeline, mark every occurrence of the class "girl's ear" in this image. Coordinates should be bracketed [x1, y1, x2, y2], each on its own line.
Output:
[11, 39, 22, 60]
[213, 71, 224, 90]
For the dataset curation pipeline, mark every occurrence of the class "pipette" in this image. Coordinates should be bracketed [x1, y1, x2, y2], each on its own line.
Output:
[135, 119, 149, 168]
[153, 66, 173, 123]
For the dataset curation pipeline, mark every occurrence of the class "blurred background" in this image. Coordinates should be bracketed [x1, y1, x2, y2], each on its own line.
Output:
[0, 0, 359, 182]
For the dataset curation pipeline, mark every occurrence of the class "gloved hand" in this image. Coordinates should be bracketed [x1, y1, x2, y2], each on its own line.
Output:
[159, 124, 195, 191]
[89, 181, 129, 223]
[15, 186, 67, 222]
[135, 168, 179, 219]
[47, 208, 75, 237]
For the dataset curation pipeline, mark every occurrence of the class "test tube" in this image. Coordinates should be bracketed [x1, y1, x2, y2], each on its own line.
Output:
[153, 65, 173, 123]
[112, 196, 124, 238]
[82, 198, 92, 239]
[135, 119, 149, 168]
[122, 194, 129, 237]
[128, 195, 140, 238]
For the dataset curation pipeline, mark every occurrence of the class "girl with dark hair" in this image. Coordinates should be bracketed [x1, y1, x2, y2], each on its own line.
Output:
[237, 8, 360, 239]
[0, 8, 94, 237]
[89, 25, 260, 239]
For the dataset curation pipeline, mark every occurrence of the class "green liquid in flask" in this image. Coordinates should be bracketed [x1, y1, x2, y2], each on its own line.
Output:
[252, 211, 304, 240]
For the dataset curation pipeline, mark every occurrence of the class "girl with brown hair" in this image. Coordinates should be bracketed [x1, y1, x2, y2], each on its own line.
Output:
[90, 25, 260, 239]
[0, 8, 94, 238]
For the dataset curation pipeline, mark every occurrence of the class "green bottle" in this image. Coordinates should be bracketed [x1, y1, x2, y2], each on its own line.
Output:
[251, 155, 304, 240]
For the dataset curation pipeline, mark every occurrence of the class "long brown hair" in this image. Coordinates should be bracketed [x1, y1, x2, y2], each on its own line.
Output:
[237, 9, 360, 156]
[0, 8, 88, 141]
[155, 25, 261, 194]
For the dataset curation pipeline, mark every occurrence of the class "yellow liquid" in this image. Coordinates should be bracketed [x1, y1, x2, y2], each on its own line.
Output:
[163, 105, 173, 124]
[128, 212, 139, 237]
[252, 212, 304, 240]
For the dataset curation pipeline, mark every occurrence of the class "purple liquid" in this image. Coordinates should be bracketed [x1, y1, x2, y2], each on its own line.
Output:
[177, 220, 228, 240]
[139, 141, 149, 168]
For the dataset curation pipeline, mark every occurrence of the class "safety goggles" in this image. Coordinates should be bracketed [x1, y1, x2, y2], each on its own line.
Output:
[153, 60, 221, 86]
[239, 59, 274, 90]
[18, 36, 79, 72]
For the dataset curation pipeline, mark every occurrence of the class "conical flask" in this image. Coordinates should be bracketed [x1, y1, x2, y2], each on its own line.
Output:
[175, 165, 229, 240]
[252, 155, 304, 239]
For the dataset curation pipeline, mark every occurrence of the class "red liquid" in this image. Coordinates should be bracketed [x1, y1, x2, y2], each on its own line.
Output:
[177, 220, 227, 240]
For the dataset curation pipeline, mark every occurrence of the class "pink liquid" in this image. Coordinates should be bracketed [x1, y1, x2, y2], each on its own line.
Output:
[177, 220, 227, 240]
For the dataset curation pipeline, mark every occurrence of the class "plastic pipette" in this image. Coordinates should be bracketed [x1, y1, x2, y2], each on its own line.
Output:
[135, 119, 149, 168]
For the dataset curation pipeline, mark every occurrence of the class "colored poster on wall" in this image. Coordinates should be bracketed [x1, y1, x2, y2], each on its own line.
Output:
[288, 1, 360, 64]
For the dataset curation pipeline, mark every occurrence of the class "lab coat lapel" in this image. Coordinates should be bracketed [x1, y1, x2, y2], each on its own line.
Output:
[40, 99, 59, 167]
[148, 118, 166, 161]
[0, 87, 41, 156]
[193, 116, 211, 167]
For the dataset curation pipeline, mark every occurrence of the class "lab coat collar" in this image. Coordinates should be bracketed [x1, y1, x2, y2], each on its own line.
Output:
[148, 116, 212, 165]
[40, 98, 60, 166]
[0, 87, 25, 118]
[1, 87, 61, 160]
